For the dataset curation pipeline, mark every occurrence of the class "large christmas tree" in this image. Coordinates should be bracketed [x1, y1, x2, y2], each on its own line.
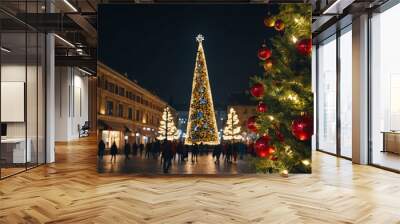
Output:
[248, 4, 313, 175]
[185, 34, 219, 145]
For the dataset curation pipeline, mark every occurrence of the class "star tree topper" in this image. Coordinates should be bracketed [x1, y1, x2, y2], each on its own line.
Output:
[196, 34, 204, 43]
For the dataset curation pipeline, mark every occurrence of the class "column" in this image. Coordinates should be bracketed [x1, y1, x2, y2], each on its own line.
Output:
[352, 14, 369, 164]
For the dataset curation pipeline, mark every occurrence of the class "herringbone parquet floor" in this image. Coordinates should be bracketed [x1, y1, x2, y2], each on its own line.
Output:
[1, 136, 400, 224]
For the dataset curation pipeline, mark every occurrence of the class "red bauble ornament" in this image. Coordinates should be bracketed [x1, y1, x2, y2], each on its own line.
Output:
[250, 83, 264, 98]
[257, 44, 272, 61]
[255, 136, 271, 158]
[247, 116, 258, 132]
[291, 115, 313, 141]
[274, 19, 285, 31]
[296, 38, 312, 55]
[257, 102, 268, 113]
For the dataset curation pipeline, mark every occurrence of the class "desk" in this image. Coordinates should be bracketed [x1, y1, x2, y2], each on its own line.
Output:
[382, 131, 400, 154]
[1, 138, 31, 164]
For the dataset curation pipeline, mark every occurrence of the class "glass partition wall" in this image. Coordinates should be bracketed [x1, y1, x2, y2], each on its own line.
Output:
[0, 6, 46, 179]
[316, 25, 352, 159]
[370, 3, 400, 171]
[339, 26, 352, 159]
[317, 35, 337, 155]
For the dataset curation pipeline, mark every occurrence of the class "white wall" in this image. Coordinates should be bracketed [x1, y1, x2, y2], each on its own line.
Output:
[54, 67, 89, 141]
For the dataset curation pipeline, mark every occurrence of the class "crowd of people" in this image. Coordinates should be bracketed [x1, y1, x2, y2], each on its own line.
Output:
[98, 139, 258, 173]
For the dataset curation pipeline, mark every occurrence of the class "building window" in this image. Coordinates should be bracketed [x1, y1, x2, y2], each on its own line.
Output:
[136, 110, 140, 121]
[317, 35, 337, 155]
[107, 82, 115, 92]
[142, 113, 147, 124]
[339, 26, 352, 158]
[128, 108, 133, 120]
[97, 77, 102, 88]
[119, 87, 125, 96]
[106, 101, 114, 116]
[104, 79, 108, 90]
[118, 104, 124, 117]
[370, 4, 400, 171]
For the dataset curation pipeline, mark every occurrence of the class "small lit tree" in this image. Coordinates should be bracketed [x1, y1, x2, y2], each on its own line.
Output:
[223, 108, 242, 141]
[157, 107, 179, 141]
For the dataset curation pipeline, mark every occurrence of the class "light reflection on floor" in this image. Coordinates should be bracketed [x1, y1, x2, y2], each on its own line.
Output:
[97, 153, 256, 174]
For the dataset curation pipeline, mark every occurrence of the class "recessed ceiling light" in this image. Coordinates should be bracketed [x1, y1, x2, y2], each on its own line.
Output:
[77, 67, 93, 76]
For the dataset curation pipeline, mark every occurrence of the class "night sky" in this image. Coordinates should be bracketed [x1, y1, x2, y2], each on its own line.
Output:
[98, 4, 278, 109]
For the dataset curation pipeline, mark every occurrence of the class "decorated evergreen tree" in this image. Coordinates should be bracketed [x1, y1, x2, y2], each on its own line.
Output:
[185, 34, 219, 145]
[157, 107, 179, 141]
[249, 4, 313, 175]
[223, 108, 242, 141]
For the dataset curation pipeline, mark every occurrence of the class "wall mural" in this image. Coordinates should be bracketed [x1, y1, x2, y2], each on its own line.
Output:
[97, 4, 312, 175]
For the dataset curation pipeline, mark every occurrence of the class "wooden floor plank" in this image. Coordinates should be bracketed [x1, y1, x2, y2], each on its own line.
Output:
[0, 136, 399, 223]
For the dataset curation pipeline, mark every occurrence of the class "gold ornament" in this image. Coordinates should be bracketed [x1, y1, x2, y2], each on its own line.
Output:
[274, 19, 285, 31]
[263, 17, 275, 28]
[263, 60, 273, 71]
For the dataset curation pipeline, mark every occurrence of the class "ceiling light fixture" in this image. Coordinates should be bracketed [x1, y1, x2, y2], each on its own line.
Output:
[54, 34, 75, 48]
[322, 0, 354, 15]
[1, 47, 11, 53]
[63, 0, 78, 12]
